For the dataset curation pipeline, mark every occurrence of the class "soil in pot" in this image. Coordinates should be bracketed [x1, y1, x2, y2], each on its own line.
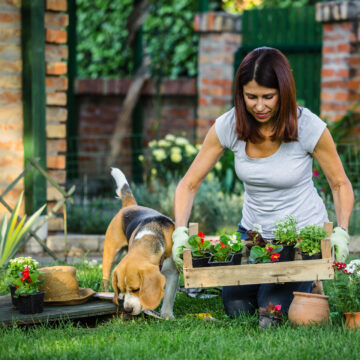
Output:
[288, 291, 330, 326]
[208, 253, 242, 267]
[344, 312, 360, 329]
[301, 252, 322, 260]
[17, 291, 45, 315]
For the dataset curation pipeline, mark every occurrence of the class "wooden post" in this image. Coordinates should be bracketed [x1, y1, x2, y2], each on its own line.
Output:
[189, 223, 199, 236]
[322, 222, 333, 259]
[183, 249, 193, 269]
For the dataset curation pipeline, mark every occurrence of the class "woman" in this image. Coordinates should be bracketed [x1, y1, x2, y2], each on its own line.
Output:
[172, 47, 354, 317]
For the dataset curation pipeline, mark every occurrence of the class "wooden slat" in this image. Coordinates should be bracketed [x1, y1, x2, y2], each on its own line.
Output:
[189, 223, 198, 236]
[183, 248, 193, 269]
[0, 296, 121, 327]
[183, 258, 334, 288]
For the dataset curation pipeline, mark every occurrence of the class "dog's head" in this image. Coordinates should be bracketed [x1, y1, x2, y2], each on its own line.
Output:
[112, 255, 166, 315]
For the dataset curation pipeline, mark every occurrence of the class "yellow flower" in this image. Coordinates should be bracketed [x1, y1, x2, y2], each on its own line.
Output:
[165, 134, 176, 142]
[153, 149, 166, 161]
[138, 155, 144, 162]
[151, 168, 157, 175]
[215, 161, 222, 171]
[170, 153, 182, 163]
[148, 140, 157, 147]
[175, 137, 188, 145]
[196, 144, 202, 150]
[185, 144, 197, 156]
[206, 172, 214, 181]
[171, 146, 181, 154]
[158, 140, 170, 147]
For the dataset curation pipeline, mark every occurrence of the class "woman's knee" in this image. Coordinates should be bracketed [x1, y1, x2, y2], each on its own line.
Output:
[222, 285, 258, 318]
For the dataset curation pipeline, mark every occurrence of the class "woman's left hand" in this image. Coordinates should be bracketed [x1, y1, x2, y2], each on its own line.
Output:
[330, 227, 350, 262]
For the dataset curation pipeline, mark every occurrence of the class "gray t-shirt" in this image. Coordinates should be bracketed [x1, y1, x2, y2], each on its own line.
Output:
[215, 107, 329, 238]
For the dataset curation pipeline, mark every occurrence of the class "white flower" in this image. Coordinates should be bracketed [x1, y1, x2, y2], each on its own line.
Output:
[148, 140, 157, 147]
[91, 259, 98, 266]
[170, 153, 182, 163]
[171, 146, 181, 154]
[99, 264, 103, 269]
[196, 144, 202, 150]
[206, 172, 214, 181]
[165, 134, 176, 142]
[84, 260, 89, 265]
[253, 224, 263, 234]
[345, 259, 360, 275]
[175, 137, 188, 145]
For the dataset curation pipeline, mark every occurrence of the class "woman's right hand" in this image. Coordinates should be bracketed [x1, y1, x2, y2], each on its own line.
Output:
[172, 226, 191, 272]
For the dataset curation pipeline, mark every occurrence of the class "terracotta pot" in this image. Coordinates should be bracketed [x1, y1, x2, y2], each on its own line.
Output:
[344, 312, 360, 329]
[288, 291, 330, 326]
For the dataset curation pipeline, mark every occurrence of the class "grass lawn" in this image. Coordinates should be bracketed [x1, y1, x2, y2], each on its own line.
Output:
[1, 258, 360, 360]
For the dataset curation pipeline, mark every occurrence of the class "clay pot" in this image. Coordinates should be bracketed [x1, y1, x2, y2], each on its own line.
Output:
[288, 291, 330, 326]
[344, 312, 360, 329]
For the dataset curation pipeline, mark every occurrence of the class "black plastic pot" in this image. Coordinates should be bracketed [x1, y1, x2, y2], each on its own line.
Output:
[9, 285, 20, 309]
[208, 253, 242, 267]
[258, 313, 283, 329]
[277, 244, 295, 262]
[17, 292, 45, 314]
[192, 256, 211, 268]
[301, 252, 322, 260]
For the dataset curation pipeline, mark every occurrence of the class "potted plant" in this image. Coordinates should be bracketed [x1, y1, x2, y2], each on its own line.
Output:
[273, 215, 299, 262]
[187, 232, 212, 267]
[5, 256, 45, 314]
[245, 224, 268, 256]
[248, 243, 283, 264]
[327, 260, 360, 329]
[295, 224, 327, 259]
[208, 233, 245, 267]
[258, 302, 284, 329]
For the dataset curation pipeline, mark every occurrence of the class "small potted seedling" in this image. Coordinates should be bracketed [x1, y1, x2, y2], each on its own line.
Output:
[187, 232, 212, 267]
[295, 224, 327, 260]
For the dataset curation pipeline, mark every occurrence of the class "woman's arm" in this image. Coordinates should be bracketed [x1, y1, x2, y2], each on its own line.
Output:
[312, 128, 354, 230]
[174, 125, 225, 227]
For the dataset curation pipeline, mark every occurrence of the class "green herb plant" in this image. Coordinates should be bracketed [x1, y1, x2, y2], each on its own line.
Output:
[211, 233, 244, 262]
[273, 215, 299, 245]
[295, 224, 327, 255]
[188, 232, 211, 258]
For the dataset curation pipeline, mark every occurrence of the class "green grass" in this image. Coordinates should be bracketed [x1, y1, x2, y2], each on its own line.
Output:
[1, 258, 360, 360]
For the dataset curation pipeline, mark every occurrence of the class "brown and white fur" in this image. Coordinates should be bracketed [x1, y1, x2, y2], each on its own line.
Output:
[102, 168, 179, 318]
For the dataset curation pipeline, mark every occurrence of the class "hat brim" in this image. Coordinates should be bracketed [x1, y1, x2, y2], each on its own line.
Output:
[44, 288, 96, 306]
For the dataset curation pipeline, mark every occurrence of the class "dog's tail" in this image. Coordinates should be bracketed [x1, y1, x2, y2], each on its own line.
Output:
[110, 168, 137, 207]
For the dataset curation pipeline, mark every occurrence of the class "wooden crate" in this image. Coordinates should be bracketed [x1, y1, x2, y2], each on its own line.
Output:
[183, 222, 334, 288]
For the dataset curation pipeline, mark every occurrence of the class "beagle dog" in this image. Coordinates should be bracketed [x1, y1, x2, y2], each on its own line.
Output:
[102, 168, 179, 319]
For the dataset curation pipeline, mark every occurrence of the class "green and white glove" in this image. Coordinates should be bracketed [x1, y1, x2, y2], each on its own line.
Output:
[330, 226, 350, 262]
[172, 226, 191, 272]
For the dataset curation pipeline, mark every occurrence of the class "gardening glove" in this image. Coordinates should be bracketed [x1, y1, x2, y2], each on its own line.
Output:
[172, 226, 191, 272]
[330, 227, 350, 262]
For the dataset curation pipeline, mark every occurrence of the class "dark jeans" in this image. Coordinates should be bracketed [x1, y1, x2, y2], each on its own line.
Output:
[222, 224, 313, 318]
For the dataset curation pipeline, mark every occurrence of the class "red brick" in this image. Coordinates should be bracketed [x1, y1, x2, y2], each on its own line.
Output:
[198, 97, 208, 106]
[0, 13, 20, 24]
[45, 45, 68, 61]
[45, 12, 69, 27]
[323, 24, 334, 32]
[335, 69, 349, 77]
[46, 92, 67, 106]
[47, 139, 67, 154]
[46, 0, 67, 11]
[335, 92, 348, 101]
[322, 45, 335, 54]
[0, 91, 21, 106]
[321, 69, 334, 77]
[321, 92, 335, 101]
[46, 29, 67, 44]
[337, 43, 351, 53]
[348, 80, 360, 90]
[47, 155, 66, 169]
[0, 60, 21, 73]
[46, 106, 67, 122]
[46, 61, 67, 75]
[46, 76, 68, 91]
[348, 57, 360, 66]
[47, 170, 66, 184]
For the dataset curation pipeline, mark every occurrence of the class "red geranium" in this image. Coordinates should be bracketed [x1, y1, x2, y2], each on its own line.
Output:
[220, 242, 226, 248]
[270, 253, 280, 261]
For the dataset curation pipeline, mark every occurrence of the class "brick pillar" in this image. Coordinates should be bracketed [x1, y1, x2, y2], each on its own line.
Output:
[0, 0, 23, 215]
[316, 1, 360, 122]
[45, 0, 68, 231]
[194, 12, 242, 139]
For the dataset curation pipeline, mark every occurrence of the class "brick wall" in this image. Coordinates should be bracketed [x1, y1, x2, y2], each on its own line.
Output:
[316, 1, 360, 122]
[45, 0, 68, 231]
[74, 78, 196, 182]
[194, 12, 242, 138]
[0, 0, 23, 215]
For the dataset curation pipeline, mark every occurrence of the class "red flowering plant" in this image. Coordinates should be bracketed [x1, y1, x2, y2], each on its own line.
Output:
[248, 244, 283, 264]
[187, 232, 212, 258]
[211, 233, 245, 262]
[5, 257, 45, 297]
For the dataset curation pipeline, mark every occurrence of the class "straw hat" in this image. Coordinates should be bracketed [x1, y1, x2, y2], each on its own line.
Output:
[38, 266, 95, 305]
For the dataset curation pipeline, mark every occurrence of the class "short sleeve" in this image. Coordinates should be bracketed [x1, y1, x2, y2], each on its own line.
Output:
[298, 108, 327, 154]
[214, 107, 238, 151]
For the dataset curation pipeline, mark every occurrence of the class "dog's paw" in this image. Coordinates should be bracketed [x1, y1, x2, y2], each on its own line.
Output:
[161, 312, 175, 320]
[101, 279, 110, 292]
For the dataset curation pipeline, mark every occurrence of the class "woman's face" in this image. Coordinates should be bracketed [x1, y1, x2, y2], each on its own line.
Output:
[243, 80, 279, 126]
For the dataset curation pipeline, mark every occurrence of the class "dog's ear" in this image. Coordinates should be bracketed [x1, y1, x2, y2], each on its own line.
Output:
[139, 265, 166, 310]
[112, 261, 126, 306]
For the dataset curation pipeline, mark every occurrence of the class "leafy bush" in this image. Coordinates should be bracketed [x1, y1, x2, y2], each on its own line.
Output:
[67, 177, 244, 235]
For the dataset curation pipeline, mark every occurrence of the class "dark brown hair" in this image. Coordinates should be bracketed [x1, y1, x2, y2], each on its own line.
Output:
[234, 47, 298, 143]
